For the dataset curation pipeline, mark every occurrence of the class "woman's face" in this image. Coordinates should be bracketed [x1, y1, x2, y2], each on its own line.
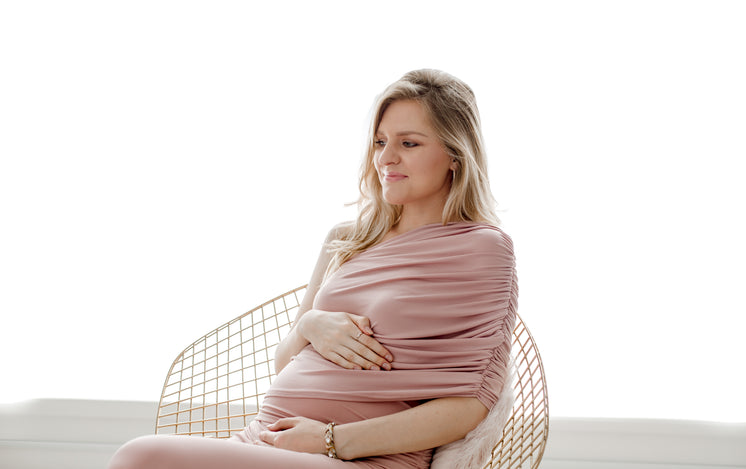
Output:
[373, 100, 456, 216]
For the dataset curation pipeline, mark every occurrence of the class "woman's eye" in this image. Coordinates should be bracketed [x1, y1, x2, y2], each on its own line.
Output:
[403, 141, 418, 148]
[374, 139, 386, 147]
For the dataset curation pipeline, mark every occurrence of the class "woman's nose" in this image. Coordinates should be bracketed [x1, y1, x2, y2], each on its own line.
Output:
[377, 143, 399, 166]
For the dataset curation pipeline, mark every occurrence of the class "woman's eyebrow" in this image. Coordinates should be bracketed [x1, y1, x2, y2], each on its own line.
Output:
[376, 130, 430, 138]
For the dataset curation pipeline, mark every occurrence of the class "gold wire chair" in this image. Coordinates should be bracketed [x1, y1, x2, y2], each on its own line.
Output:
[155, 285, 549, 469]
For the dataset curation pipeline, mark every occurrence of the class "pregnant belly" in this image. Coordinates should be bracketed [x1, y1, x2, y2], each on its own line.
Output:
[258, 348, 418, 425]
[257, 395, 415, 426]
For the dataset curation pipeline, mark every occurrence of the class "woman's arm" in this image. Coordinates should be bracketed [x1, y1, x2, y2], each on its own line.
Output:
[273, 226, 335, 372]
[335, 397, 488, 459]
[261, 396, 488, 458]
[274, 223, 392, 373]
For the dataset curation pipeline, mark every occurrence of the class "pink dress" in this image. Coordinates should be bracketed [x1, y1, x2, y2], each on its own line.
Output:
[108, 223, 517, 469]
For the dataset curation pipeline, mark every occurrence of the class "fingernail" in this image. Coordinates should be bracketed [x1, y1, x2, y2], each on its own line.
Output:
[370, 365, 380, 371]
[385, 355, 393, 361]
[382, 363, 391, 371]
[365, 327, 373, 334]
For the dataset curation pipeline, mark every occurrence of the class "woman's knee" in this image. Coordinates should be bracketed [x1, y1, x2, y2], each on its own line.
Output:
[107, 435, 171, 469]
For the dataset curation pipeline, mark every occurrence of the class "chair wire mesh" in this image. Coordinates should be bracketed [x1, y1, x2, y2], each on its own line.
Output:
[155, 286, 304, 438]
[155, 285, 549, 468]
[484, 315, 549, 469]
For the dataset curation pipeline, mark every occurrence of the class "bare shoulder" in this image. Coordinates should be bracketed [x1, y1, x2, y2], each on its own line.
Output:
[302, 221, 355, 302]
[325, 220, 355, 243]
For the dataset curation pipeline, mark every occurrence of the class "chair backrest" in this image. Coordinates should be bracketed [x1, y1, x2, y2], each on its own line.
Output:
[155, 285, 549, 468]
[487, 314, 549, 469]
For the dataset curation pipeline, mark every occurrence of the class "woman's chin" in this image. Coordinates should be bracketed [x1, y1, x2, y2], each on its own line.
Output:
[382, 196, 406, 206]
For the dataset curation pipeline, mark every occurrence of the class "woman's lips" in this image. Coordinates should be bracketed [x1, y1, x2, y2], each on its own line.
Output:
[383, 172, 407, 182]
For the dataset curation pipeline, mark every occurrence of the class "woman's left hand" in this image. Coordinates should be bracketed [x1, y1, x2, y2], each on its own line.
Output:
[258, 417, 329, 455]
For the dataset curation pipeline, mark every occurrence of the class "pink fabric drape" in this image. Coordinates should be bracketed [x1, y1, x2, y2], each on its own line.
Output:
[267, 222, 517, 410]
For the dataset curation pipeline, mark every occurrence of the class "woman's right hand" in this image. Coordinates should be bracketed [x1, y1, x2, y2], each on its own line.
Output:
[296, 310, 393, 371]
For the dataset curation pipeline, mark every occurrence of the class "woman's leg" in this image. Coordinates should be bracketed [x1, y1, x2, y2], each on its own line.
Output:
[107, 434, 351, 469]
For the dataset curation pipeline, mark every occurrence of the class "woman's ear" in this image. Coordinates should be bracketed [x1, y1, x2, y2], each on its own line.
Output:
[450, 158, 460, 172]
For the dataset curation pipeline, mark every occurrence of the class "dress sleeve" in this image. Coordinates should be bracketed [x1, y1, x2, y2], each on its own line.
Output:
[475, 328, 514, 409]
[474, 229, 518, 410]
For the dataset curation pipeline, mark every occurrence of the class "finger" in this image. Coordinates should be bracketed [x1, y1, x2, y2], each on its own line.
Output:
[328, 351, 363, 370]
[259, 431, 277, 446]
[357, 335, 394, 363]
[268, 418, 298, 431]
[348, 314, 374, 335]
[347, 340, 392, 371]
[346, 316, 392, 358]
[339, 342, 390, 371]
[339, 346, 387, 371]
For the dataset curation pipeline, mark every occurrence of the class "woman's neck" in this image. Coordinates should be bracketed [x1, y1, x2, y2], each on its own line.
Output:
[385, 207, 447, 240]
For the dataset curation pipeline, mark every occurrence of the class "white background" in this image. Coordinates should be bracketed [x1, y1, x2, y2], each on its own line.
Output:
[1, 1, 744, 422]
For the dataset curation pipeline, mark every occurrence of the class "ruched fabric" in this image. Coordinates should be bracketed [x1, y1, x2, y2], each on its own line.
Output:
[266, 222, 517, 412]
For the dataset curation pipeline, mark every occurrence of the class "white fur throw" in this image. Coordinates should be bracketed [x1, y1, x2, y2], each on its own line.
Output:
[430, 369, 515, 469]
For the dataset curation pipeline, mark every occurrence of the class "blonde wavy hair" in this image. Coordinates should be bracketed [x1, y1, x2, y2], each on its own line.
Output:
[327, 69, 499, 275]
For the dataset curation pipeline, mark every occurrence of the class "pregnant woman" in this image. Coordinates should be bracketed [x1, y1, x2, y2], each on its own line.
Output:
[108, 68, 517, 469]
